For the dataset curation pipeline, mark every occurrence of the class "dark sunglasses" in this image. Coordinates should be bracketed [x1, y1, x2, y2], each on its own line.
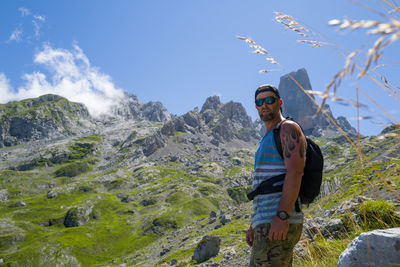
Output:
[255, 96, 278, 107]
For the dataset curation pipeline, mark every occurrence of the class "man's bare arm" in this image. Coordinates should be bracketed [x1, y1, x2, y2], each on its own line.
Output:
[279, 121, 306, 215]
[268, 121, 306, 240]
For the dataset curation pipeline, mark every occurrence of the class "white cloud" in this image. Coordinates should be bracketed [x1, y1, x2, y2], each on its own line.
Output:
[18, 7, 31, 16]
[8, 29, 23, 43]
[33, 15, 46, 38]
[0, 44, 125, 117]
[0, 73, 15, 103]
[10, 8, 47, 41]
[33, 20, 40, 38]
[33, 15, 46, 22]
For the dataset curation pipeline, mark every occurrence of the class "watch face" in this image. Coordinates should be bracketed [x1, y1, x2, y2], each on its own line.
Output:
[277, 211, 289, 220]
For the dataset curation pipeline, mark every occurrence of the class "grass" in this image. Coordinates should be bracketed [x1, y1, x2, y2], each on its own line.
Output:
[0, 192, 161, 266]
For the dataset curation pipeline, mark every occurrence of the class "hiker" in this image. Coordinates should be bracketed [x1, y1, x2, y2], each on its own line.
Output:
[246, 84, 306, 267]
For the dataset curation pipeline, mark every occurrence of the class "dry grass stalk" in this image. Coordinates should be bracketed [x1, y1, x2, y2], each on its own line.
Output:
[236, 35, 281, 71]
[328, 18, 400, 78]
[297, 40, 324, 47]
[274, 12, 325, 48]
[274, 12, 309, 37]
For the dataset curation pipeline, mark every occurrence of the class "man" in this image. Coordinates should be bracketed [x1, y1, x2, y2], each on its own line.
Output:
[246, 84, 306, 267]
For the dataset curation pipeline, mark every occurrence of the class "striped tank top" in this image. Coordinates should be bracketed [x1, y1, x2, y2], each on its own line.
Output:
[251, 126, 303, 228]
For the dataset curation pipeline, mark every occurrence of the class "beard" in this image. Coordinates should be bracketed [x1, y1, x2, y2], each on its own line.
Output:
[258, 106, 280, 122]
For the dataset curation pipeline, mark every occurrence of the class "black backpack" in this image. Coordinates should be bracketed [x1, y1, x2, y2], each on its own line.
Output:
[247, 119, 324, 208]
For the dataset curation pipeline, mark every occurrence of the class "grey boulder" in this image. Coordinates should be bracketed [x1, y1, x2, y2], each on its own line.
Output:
[193, 235, 221, 263]
[337, 227, 400, 267]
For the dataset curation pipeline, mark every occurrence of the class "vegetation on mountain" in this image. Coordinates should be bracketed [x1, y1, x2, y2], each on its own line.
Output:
[0, 95, 398, 266]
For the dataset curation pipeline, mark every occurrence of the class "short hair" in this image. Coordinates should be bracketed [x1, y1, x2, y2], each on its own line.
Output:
[254, 84, 280, 100]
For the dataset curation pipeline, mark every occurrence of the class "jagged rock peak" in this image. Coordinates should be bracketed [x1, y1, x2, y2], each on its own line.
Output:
[140, 101, 171, 122]
[109, 92, 171, 122]
[200, 96, 221, 113]
[219, 101, 252, 128]
[278, 68, 356, 137]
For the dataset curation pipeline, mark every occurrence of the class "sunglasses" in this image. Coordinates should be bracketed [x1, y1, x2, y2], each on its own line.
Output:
[255, 96, 278, 107]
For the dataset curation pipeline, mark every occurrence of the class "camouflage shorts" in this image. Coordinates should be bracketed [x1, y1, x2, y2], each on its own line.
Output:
[249, 223, 302, 267]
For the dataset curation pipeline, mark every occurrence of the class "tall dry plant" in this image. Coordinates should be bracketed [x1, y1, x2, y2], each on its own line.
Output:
[239, 1, 400, 265]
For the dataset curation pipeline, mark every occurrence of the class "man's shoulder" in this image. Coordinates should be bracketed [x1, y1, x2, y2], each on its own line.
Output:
[280, 119, 303, 135]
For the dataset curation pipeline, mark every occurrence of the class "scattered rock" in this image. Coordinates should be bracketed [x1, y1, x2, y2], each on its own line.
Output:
[160, 248, 170, 256]
[41, 218, 65, 227]
[8, 201, 26, 208]
[140, 198, 156, 206]
[47, 190, 60, 199]
[193, 235, 221, 263]
[303, 217, 346, 240]
[220, 215, 231, 225]
[209, 211, 217, 218]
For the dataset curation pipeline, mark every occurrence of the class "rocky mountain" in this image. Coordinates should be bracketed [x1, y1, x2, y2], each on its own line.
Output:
[0, 93, 172, 149]
[0, 94, 96, 148]
[0, 70, 399, 266]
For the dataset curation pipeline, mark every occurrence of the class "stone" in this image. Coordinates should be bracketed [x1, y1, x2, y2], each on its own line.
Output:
[220, 215, 231, 225]
[303, 217, 346, 239]
[193, 235, 221, 263]
[183, 111, 200, 129]
[8, 201, 26, 208]
[64, 206, 93, 227]
[160, 248, 170, 256]
[47, 190, 60, 199]
[337, 228, 400, 267]
[0, 190, 8, 202]
[323, 218, 345, 238]
[141, 132, 165, 157]
[209, 211, 217, 218]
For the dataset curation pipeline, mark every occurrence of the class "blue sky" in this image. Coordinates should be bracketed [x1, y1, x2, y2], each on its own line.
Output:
[0, 1, 399, 136]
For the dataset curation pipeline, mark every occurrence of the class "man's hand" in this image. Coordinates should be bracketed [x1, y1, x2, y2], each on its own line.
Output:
[246, 225, 254, 247]
[268, 216, 289, 241]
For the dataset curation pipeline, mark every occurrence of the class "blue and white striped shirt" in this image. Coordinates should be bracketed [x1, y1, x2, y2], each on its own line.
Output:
[251, 127, 303, 228]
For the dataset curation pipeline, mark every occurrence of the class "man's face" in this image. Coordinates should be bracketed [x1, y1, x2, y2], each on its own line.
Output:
[255, 91, 282, 122]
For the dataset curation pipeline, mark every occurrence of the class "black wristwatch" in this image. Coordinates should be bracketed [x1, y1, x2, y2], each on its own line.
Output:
[276, 210, 290, 220]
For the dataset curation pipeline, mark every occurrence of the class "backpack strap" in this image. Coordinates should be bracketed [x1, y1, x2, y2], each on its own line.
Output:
[273, 122, 284, 159]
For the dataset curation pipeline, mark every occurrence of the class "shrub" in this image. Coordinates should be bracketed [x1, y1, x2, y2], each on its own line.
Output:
[69, 142, 95, 160]
[227, 186, 251, 204]
[166, 191, 190, 204]
[356, 199, 400, 230]
[54, 161, 93, 177]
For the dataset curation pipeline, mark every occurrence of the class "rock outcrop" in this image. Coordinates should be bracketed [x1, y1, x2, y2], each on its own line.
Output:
[0, 94, 96, 147]
[64, 206, 94, 227]
[200, 96, 258, 143]
[119, 96, 259, 159]
[108, 93, 171, 122]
